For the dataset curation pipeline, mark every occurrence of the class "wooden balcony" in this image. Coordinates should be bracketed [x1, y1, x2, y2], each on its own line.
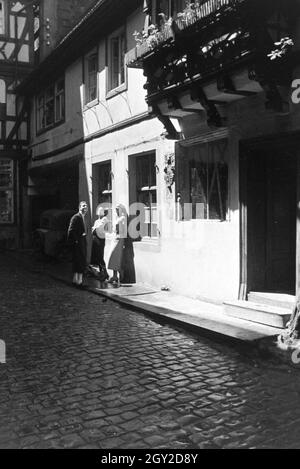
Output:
[127, 0, 298, 130]
[127, 0, 245, 65]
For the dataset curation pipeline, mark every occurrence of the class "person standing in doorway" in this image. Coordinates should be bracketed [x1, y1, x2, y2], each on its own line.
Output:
[67, 201, 89, 288]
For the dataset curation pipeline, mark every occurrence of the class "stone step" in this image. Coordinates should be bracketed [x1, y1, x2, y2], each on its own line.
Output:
[94, 287, 283, 342]
[248, 292, 295, 310]
[224, 300, 291, 329]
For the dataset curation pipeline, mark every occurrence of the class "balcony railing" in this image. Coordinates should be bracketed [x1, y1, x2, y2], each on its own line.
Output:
[127, 0, 244, 65]
[175, 0, 237, 30]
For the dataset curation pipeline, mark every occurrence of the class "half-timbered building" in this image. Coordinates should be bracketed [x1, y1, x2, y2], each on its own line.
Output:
[0, 0, 35, 249]
[16, 0, 97, 244]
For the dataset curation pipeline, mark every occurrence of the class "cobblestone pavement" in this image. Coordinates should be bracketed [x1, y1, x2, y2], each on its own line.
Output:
[0, 252, 300, 449]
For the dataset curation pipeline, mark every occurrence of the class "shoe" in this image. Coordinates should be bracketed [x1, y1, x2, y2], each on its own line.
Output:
[108, 277, 118, 284]
[73, 283, 87, 290]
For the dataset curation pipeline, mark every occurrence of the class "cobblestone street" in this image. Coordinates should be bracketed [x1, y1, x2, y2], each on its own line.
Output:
[0, 252, 300, 449]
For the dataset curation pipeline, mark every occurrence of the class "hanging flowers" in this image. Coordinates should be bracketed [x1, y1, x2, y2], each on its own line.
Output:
[164, 153, 176, 193]
[133, 18, 173, 51]
[268, 37, 294, 61]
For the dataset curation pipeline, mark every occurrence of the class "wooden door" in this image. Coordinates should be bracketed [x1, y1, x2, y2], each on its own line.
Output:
[265, 152, 296, 293]
[244, 146, 297, 295]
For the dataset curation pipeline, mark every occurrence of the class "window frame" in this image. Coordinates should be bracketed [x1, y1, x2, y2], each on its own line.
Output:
[84, 50, 99, 107]
[176, 139, 229, 223]
[93, 161, 113, 233]
[36, 77, 65, 134]
[129, 151, 158, 240]
[55, 77, 65, 123]
[0, 159, 14, 225]
[106, 26, 127, 98]
[154, 0, 185, 24]
[0, 0, 7, 37]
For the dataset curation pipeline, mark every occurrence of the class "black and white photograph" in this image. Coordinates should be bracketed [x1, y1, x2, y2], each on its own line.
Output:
[1, 0, 300, 454]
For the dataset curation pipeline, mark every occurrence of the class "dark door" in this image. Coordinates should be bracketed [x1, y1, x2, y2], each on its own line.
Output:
[265, 152, 296, 292]
[246, 147, 296, 294]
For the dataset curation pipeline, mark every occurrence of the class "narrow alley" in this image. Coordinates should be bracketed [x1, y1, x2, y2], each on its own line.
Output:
[0, 251, 299, 449]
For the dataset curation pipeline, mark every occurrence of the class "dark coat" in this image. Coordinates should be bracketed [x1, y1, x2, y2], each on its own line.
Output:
[108, 217, 136, 283]
[121, 236, 136, 284]
[91, 235, 106, 268]
[67, 213, 87, 274]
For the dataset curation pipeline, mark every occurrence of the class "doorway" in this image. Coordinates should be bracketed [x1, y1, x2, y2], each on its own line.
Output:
[241, 143, 297, 296]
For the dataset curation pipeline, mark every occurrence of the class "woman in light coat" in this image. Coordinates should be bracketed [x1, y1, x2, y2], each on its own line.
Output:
[108, 204, 135, 285]
[91, 206, 109, 279]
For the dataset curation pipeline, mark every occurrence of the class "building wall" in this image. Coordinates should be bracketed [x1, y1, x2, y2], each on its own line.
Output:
[86, 117, 241, 302]
[81, 9, 147, 137]
[76, 7, 242, 302]
[29, 58, 83, 159]
[25, 56, 84, 245]
[24, 2, 300, 302]
[85, 71, 300, 302]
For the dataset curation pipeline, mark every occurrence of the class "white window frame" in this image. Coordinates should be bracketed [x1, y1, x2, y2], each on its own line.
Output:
[0, 1, 6, 36]
[129, 152, 158, 240]
[107, 26, 127, 97]
[84, 50, 98, 106]
[36, 77, 65, 133]
[96, 161, 113, 233]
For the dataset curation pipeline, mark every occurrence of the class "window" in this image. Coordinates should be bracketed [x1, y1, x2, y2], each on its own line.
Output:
[85, 53, 98, 104]
[0, 159, 14, 224]
[93, 161, 113, 232]
[37, 78, 65, 132]
[0, 1, 5, 36]
[176, 140, 228, 221]
[108, 29, 126, 92]
[55, 78, 65, 122]
[44, 85, 55, 127]
[129, 152, 158, 239]
[0, 79, 6, 120]
[155, 0, 185, 23]
[33, 2, 40, 63]
[172, 0, 185, 16]
[98, 162, 112, 205]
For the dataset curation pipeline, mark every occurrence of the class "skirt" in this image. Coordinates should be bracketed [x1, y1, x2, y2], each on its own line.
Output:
[108, 238, 125, 271]
[72, 238, 87, 274]
[91, 236, 106, 268]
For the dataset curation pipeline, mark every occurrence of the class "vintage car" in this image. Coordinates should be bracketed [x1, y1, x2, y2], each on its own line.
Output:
[32, 209, 76, 260]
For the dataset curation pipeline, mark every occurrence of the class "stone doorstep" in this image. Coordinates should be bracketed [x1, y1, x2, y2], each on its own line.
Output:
[248, 292, 296, 310]
[224, 301, 291, 329]
[89, 286, 283, 344]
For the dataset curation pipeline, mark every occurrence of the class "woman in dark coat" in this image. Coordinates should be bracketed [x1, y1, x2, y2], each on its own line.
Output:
[67, 201, 88, 288]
